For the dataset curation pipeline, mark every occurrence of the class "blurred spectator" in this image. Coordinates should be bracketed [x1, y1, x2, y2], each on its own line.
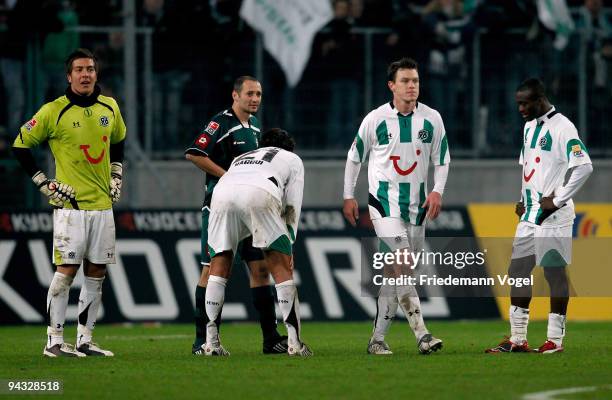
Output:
[143, 0, 209, 150]
[475, 0, 541, 153]
[42, 0, 79, 101]
[356, 0, 392, 27]
[0, 0, 62, 138]
[95, 30, 124, 98]
[576, 0, 612, 147]
[386, 0, 429, 62]
[349, 0, 364, 25]
[74, 0, 119, 26]
[321, 0, 361, 148]
[422, 0, 470, 146]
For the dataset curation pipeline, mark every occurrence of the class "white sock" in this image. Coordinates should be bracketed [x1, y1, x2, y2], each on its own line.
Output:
[46, 272, 73, 347]
[77, 276, 105, 346]
[509, 305, 530, 344]
[371, 286, 398, 342]
[275, 280, 301, 347]
[205, 275, 227, 346]
[547, 313, 566, 346]
[397, 284, 428, 341]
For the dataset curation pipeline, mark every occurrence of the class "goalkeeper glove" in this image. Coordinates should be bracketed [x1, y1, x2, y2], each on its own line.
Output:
[110, 162, 123, 204]
[32, 171, 76, 207]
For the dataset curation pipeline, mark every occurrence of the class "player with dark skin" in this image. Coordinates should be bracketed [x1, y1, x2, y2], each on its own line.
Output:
[511, 87, 568, 315]
[515, 89, 558, 218]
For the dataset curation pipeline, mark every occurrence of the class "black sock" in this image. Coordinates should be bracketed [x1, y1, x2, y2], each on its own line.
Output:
[194, 285, 208, 347]
[252, 285, 280, 342]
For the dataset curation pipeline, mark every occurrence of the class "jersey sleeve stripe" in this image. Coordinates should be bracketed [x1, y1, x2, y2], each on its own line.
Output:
[439, 135, 448, 165]
[184, 146, 209, 157]
[356, 134, 365, 162]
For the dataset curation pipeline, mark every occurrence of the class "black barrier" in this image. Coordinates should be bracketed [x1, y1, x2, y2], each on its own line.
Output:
[0, 208, 499, 324]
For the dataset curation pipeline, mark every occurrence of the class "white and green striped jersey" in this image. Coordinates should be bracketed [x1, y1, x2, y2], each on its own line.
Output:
[348, 101, 450, 225]
[519, 106, 591, 226]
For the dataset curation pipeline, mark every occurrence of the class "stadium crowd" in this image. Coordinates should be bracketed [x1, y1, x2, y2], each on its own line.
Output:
[0, 0, 610, 155]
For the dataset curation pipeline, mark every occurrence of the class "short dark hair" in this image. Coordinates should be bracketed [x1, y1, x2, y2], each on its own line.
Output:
[233, 75, 259, 93]
[387, 57, 418, 82]
[516, 78, 547, 100]
[260, 128, 295, 152]
[65, 48, 98, 74]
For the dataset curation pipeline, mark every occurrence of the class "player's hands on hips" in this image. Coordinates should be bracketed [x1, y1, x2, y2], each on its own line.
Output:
[110, 162, 123, 204]
[343, 198, 359, 227]
[539, 196, 558, 211]
[515, 201, 525, 217]
[32, 171, 76, 207]
[423, 191, 442, 220]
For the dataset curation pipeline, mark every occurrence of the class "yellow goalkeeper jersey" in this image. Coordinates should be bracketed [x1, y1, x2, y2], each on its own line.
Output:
[13, 88, 126, 210]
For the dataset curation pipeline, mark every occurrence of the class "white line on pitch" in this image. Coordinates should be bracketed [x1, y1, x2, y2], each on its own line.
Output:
[522, 384, 612, 400]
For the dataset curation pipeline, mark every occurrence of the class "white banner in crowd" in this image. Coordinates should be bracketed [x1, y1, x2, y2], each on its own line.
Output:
[536, 0, 575, 50]
[240, 0, 333, 87]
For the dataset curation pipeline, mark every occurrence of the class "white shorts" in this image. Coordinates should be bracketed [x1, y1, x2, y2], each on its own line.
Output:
[53, 208, 116, 265]
[208, 184, 292, 256]
[372, 217, 425, 252]
[511, 221, 572, 266]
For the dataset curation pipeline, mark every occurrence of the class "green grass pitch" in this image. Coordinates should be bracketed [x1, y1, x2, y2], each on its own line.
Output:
[1, 321, 611, 400]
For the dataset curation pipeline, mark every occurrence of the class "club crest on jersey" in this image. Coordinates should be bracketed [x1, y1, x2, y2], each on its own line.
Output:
[205, 121, 220, 135]
[196, 133, 212, 149]
[539, 137, 547, 148]
[23, 118, 37, 131]
[572, 144, 584, 157]
[99, 116, 109, 127]
[418, 129, 430, 141]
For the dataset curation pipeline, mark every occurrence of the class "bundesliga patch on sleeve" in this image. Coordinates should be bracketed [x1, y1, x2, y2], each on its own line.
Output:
[572, 144, 584, 157]
[23, 118, 37, 131]
[205, 121, 220, 135]
[196, 133, 212, 149]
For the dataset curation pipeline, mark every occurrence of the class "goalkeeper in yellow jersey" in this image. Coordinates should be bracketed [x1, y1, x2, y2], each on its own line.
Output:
[12, 48, 126, 357]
